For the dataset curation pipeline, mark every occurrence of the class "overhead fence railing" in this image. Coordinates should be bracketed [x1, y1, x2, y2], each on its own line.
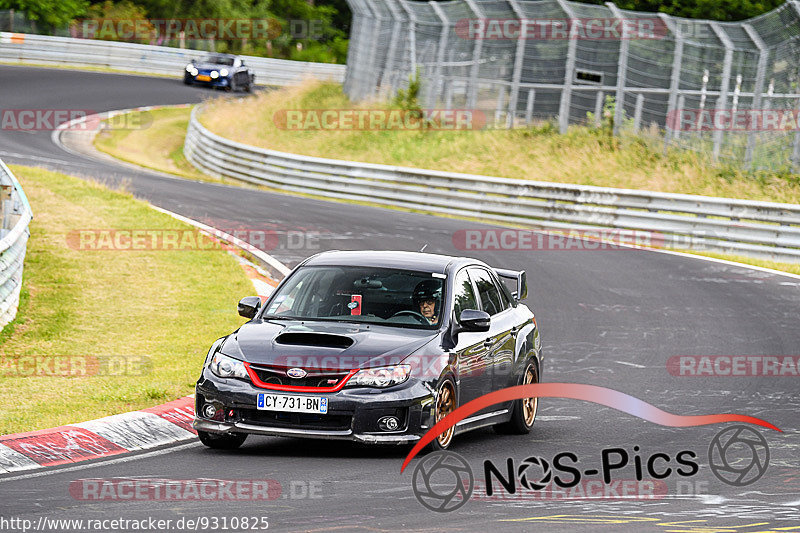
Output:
[0, 159, 32, 330]
[0, 32, 345, 86]
[343, 0, 800, 171]
[184, 106, 800, 263]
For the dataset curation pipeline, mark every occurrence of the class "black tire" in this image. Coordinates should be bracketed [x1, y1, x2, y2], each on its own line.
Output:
[424, 379, 457, 452]
[197, 430, 247, 450]
[494, 360, 539, 435]
[183, 77, 192, 85]
[244, 81, 252, 93]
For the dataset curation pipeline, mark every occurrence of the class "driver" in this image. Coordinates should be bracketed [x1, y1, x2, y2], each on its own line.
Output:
[412, 279, 442, 325]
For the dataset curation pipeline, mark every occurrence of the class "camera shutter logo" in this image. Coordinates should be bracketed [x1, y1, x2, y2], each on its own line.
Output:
[517, 456, 553, 491]
[708, 425, 769, 486]
[412, 451, 473, 512]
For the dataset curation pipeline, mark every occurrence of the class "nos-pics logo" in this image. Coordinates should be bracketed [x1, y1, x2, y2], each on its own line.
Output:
[411, 425, 769, 512]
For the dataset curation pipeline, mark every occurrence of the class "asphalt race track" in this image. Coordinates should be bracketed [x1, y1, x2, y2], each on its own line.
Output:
[1, 64, 799, 532]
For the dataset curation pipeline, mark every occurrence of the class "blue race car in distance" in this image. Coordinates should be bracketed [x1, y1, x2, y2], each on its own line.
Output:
[184, 53, 254, 92]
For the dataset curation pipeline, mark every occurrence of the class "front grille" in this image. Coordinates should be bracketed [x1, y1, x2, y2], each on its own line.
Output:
[249, 364, 351, 389]
[239, 409, 352, 431]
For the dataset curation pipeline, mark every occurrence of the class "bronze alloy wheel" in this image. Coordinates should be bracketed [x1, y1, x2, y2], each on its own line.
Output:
[435, 381, 456, 448]
[522, 364, 538, 427]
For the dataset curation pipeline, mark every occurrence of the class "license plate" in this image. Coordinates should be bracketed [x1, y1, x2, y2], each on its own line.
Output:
[257, 394, 328, 414]
[196, 75, 211, 81]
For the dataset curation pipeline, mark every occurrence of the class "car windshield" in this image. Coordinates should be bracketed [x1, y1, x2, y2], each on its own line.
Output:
[203, 55, 235, 66]
[261, 266, 445, 329]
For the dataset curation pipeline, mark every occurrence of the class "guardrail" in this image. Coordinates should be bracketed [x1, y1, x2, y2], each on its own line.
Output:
[0, 159, 32, 329]
[184, 107, 800, 263]
[0, 32, 345, 86]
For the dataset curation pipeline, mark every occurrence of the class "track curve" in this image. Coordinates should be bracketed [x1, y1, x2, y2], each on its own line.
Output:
[1, 64, 799, 532]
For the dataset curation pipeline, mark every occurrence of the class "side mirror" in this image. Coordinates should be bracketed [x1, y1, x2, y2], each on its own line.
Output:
[457, 309, 491, 332]
[238, 296, 262, 319]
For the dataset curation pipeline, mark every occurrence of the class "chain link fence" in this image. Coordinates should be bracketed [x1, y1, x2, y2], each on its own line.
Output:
[343, 0, 800, 171]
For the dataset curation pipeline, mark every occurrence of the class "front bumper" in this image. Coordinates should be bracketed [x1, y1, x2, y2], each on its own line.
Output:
[194, 369, 436, 445]
[186, 75, 230, 88]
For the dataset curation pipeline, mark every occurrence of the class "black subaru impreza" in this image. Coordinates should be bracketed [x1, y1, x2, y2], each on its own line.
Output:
[194, 251, 542, 450]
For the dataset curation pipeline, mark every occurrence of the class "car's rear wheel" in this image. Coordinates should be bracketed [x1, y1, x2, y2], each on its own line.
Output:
[426, 380, 456, 451]
[494, 360, 538, 434]
[197, 430, 248, 450]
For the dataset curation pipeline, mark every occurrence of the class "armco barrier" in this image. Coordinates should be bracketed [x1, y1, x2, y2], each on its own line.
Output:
[0, 32, 345, 86]
[184, 107, 800, 263]
[0, 159, 32, 329]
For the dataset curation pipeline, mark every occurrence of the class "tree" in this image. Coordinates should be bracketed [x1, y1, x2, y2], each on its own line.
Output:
[0, 0, 89, 28]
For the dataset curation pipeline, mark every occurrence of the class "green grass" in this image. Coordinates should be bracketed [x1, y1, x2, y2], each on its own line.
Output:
[678, 250, 800, 276]
[0, 165, 254, 434]
[199, 81, 800, 205]
[93, 107, 222, 183]
[92, 92, 800, 278]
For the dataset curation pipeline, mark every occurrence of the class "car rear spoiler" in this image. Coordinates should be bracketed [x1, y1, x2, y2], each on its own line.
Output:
[494, 268, 528, 301]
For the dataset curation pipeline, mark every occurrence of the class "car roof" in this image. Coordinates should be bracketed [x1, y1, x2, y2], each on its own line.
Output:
[302, 250, 479, 274]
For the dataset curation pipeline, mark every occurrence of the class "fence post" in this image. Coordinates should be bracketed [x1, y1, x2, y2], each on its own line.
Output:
[342, 0, 367, 96]
[362, 1, 385, 100]
[555, 0, 577, 134]
[429, 1, 450, 108]
[526, 89, 536, 125]
[380, 0, 404, 96]
[743, 24, 768, 169]
[506, 0, 528, 128]
[606, 2, 629, 136]
[659, 13, 683, 149]
[398, 0, 418, 75]
[792, 93, 800, 170]
[675, 93, 685, 141]
[464, 0, 485, 111]
[633, 93, 644, 133]
[710, 22, 733, 162]
[594, 91, 604, 127]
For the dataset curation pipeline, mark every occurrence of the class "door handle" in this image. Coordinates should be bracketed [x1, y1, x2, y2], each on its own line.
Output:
[483, 338, 494, 348]
[510, 327, 519, 338]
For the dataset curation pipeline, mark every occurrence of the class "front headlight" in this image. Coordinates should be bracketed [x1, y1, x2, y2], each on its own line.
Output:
[219, 68, 229, 77]
[210, 71, 219, 79]
[208, 353, 249, 380]
[185, 64, 193, 72]
[347, 365, 411, 388]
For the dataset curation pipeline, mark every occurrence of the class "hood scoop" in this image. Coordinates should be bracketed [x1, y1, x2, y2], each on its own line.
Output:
[275, 332, 354, 349]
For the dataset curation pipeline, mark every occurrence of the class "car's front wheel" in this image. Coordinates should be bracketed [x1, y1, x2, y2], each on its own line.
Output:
[426, 379, 456, 451]
[197, 430, 248, 450]
[495, 360, 538, 434]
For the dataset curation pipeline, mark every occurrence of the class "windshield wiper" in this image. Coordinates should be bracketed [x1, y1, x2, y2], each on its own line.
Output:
[261, 315, 302, 321]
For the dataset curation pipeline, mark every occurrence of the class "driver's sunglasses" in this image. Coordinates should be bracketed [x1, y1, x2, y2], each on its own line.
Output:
[420, 299, 436, 306]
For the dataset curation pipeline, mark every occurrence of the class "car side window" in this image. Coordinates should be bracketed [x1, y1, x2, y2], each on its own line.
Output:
[469, 268, 506, 316]
[453, 269, 478, 319]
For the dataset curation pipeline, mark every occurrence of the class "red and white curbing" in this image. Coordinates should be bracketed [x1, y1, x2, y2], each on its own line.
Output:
[0, 208, 287, 476]
[0, 396, 195, 474]
[0, 107, 289, 475]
